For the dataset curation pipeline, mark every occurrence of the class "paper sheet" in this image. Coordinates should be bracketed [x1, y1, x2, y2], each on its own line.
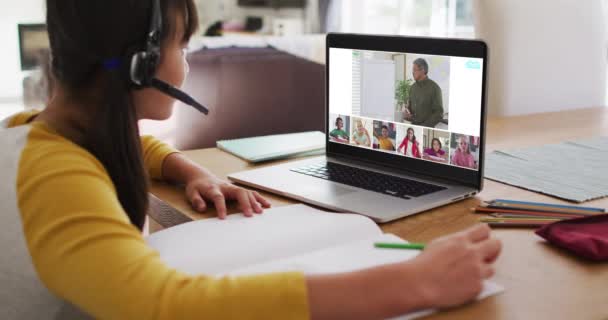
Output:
[146, 204, 381, 275]
[227, 233, 503, 320]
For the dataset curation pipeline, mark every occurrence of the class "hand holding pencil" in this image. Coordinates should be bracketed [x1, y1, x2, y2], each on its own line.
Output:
[407, 224, 502, 308]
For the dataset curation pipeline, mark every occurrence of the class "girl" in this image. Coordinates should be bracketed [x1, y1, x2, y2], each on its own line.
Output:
[398, 127, 421, 158]
[351, 119, 371, 147]
[452, 135, 478, 169]
[423, 138, 448, 163]
[1, 1, 500, 319]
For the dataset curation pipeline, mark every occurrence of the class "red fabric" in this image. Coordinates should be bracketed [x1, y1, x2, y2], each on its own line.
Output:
[398, 138, 421, 158]
[536, 214, 608, 261]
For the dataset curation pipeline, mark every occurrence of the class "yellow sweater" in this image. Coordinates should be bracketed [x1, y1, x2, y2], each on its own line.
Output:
[4, 110, 309, 319]
[377, 137, 395, 151]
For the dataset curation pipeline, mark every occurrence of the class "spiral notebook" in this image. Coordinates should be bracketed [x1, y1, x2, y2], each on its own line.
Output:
[217, 131, 325, 163]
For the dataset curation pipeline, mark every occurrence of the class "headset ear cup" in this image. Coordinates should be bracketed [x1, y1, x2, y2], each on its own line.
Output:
[129, 51, 159, 87]
[130, 52, 147, 86]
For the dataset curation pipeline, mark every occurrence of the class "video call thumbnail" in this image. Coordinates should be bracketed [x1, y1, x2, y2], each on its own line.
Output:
[349, 116, 373, 148]
[449, 133, 480, 170]
[329, 114, 350, 144]
[396, 125, 423, 158]
[329, 113, 480, 171]
[422, 129, 450, 164]
[373, 121, 397, 152]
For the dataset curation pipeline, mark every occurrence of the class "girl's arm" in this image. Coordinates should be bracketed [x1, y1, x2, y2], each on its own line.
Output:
[141, 136, 269, 219]
[415, 143, 422, 158]
[18, 145, 305, 320]
[141, 136, 270, 219]
[398, 138, 407, 153]
[161, 152, 271, 219]
[307, 224, 501, 319]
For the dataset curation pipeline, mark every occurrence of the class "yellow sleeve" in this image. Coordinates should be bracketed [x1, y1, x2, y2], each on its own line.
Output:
[140, 135, 179, 180]
[17, 133, 310, 320]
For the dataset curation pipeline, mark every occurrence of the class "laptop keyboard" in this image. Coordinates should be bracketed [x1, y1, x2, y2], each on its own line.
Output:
[290, 162, 447, 199]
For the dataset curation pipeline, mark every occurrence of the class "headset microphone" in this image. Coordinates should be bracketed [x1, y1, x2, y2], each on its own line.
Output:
[128, 0, 209, 115]
[150, 78, 209, 114]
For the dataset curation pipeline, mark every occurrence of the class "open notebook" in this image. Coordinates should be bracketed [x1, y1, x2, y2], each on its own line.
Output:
[146, 204, 503, 319]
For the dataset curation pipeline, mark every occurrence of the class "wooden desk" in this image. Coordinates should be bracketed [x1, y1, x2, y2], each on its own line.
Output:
[149, 107, 608, 320]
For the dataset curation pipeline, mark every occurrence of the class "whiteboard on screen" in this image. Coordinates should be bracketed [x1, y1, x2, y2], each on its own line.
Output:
[361, 59, 395, 121]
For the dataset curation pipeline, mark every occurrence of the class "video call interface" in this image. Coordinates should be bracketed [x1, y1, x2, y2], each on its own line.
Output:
[329, 48, 483, 171]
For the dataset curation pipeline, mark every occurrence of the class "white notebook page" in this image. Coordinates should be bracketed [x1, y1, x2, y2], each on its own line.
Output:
[147, 204, 504, 320]
[225, 233, 504, 320]
[146, 204, 382, 275]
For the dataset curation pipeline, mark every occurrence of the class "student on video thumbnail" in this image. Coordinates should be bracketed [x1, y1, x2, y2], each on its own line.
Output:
[329, 117, 349, 143]
[405, 58, 444, 128]
[352, 119, 371, 147]
[398, 127, 421, 158]
[374, 125, 396, 151]
[451, 135, 477, 169]
[423, 138, 448, 163]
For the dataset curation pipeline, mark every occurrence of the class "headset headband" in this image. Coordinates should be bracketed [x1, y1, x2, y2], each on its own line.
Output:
[147, 0, 162, 54]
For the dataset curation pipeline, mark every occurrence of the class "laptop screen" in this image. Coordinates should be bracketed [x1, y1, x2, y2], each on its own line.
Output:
[326, 34, 487, 188]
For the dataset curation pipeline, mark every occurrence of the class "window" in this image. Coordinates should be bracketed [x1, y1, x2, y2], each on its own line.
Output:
[336, 0, 475, 38]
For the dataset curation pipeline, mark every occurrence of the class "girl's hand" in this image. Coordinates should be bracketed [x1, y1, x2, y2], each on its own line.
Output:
[408, 224, 502, 309]
[185, 175, 271, 219]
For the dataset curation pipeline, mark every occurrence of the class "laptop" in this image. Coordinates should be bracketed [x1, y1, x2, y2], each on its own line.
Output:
[228, 33, 488, 222]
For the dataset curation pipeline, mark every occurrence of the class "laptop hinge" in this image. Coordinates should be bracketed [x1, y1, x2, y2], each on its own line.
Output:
[326, 152, 477, 188]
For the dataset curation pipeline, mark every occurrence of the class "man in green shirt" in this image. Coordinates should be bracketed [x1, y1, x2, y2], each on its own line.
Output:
[405, 58, 444, 128]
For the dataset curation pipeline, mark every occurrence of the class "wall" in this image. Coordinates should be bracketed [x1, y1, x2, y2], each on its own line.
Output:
[474, 0, 608, 116]
[0, 0, 45, 100]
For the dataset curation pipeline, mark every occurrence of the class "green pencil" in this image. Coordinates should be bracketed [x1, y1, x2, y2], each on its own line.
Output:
[374, 242, 426, 250]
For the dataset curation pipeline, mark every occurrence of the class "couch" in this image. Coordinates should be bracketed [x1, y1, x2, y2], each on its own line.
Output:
[172, 47, 326, 150]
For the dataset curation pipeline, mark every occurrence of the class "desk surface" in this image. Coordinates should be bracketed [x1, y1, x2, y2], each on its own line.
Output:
[150, 107, 608, 320]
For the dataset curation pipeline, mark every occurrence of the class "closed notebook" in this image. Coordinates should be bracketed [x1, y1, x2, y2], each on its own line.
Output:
[146, 204, 504, 320]
[217, 131, 325, 163]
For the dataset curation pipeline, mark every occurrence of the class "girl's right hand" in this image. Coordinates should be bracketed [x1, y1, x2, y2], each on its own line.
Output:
[408, 224, 502, 309]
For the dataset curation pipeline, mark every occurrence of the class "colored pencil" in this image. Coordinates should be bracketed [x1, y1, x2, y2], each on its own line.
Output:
[489, 199, 606, 211]
[487, 199, 606, 214]
[486, 204, 599, 216]
[490, 213, 573, 220]
[474, 206, 590, 218]
[486, 204, 597, 216]
[480, 217, 560, 223]
[374, 242, 426, 250]
[485, 221, 551, 228]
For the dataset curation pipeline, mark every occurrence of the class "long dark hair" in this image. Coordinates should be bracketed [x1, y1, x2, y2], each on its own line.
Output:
[46, 0, 198, 230]
[407, 128, 417, 143]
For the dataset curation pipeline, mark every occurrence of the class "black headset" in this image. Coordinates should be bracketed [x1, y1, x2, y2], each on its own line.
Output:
[129, 0, 209, 115]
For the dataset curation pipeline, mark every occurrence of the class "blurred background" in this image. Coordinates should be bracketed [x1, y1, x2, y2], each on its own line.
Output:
[1, 0, 606, 147]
